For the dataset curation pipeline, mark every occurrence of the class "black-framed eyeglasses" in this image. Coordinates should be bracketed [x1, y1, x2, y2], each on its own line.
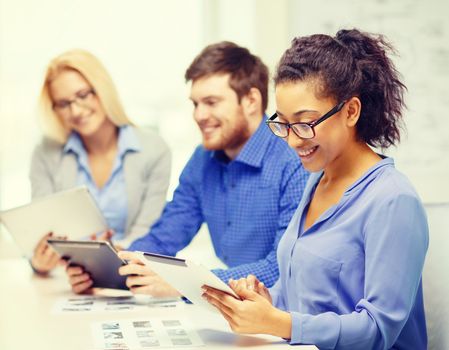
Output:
[266, 101, 346, 139]
[52, 88, 96, 112]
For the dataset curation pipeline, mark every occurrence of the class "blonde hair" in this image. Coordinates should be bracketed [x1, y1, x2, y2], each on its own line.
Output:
[38, 49, 132, 143]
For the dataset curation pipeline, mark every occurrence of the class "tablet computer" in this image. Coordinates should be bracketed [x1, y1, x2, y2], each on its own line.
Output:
[48, 239, 128, 290]
[0, 186, 107, 257]
[136, 252, 240, 313]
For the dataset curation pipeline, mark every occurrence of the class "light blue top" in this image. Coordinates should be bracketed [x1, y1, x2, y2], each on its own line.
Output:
[63, 125, 140, 240]
[271, 157, 428, 349]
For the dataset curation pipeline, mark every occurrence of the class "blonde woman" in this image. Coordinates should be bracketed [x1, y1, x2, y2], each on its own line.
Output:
[30, 49, 171, 274]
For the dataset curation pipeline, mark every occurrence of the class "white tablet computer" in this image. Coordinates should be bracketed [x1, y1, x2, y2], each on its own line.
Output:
[137, 252, 240, 313]
[0, 186, 107, 257]
[48, 239, 128, 290]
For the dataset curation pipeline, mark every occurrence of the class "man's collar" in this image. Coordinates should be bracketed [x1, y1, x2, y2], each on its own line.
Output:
[212, 116, 271, 169]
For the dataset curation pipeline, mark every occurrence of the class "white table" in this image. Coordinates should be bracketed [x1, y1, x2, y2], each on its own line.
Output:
[0, 259, 317, 350]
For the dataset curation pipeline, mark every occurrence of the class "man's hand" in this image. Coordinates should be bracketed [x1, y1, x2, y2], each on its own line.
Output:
[118, 251, 181, 297]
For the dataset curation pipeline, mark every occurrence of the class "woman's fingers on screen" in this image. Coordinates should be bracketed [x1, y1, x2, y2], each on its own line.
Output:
[246, 274, 258, 290]
[233, 278, 249, 292]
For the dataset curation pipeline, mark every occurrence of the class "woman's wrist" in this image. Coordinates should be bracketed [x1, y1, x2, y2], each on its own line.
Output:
[29, 259, 50, 275]
[266, 308, 292, 339]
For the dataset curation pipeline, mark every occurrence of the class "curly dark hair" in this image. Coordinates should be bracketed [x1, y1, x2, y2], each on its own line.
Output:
[185, 41, 269, 112]
[274, 29, 406, 149]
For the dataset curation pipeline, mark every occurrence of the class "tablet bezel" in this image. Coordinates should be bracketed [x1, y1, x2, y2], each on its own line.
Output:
[48, 239, 128, 290]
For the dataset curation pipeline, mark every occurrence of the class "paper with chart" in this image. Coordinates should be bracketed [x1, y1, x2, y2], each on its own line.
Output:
[52, 295, 182, 313]
[91, 317, 204, 349]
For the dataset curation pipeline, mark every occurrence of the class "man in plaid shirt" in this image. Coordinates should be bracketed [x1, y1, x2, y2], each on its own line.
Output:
[67, 42, 309, 296]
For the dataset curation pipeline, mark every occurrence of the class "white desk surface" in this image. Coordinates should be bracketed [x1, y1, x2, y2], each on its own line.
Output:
[0, 258, 317, 350]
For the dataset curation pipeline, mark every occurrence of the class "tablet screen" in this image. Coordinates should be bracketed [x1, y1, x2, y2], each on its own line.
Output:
[48, 240, 128, 290]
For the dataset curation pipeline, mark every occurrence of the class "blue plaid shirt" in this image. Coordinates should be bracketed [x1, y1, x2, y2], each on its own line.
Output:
[129, 120, 309, 286]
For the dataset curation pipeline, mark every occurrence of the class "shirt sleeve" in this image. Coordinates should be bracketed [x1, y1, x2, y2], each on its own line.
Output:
[289, 193, 429, 349]
[123, 140, 172, 245]
[127, 148, 204, 255]
[212, 163, 309, 287]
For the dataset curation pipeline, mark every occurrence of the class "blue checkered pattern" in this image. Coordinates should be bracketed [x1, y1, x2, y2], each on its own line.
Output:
[129, 120, 309, 287]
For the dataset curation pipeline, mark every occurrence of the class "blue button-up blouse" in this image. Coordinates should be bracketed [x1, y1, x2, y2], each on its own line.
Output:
[271, 157, 428, 349]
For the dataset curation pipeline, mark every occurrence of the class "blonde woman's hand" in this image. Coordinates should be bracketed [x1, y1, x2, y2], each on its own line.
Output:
[31, 232, 66, 274]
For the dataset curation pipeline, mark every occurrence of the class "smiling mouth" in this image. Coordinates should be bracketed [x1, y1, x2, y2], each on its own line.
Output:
[298, 145, 318, 157]
[201, 125, 220, 134]
[71, 113, 92, 126]
[73, 118, 89, 127]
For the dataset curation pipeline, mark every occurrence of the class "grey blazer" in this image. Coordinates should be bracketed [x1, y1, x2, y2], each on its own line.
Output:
[29, 127, 171, 245]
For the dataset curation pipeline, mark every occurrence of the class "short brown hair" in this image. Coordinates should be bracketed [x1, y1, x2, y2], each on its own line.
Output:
[185, 41, 269, 112]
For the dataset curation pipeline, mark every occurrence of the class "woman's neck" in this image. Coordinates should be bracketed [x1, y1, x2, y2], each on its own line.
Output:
[81, 120, 119, 155]
[321, 141, 381, 187]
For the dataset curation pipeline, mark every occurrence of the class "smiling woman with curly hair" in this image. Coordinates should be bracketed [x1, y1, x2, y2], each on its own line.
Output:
[203, 29, 428, 350]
